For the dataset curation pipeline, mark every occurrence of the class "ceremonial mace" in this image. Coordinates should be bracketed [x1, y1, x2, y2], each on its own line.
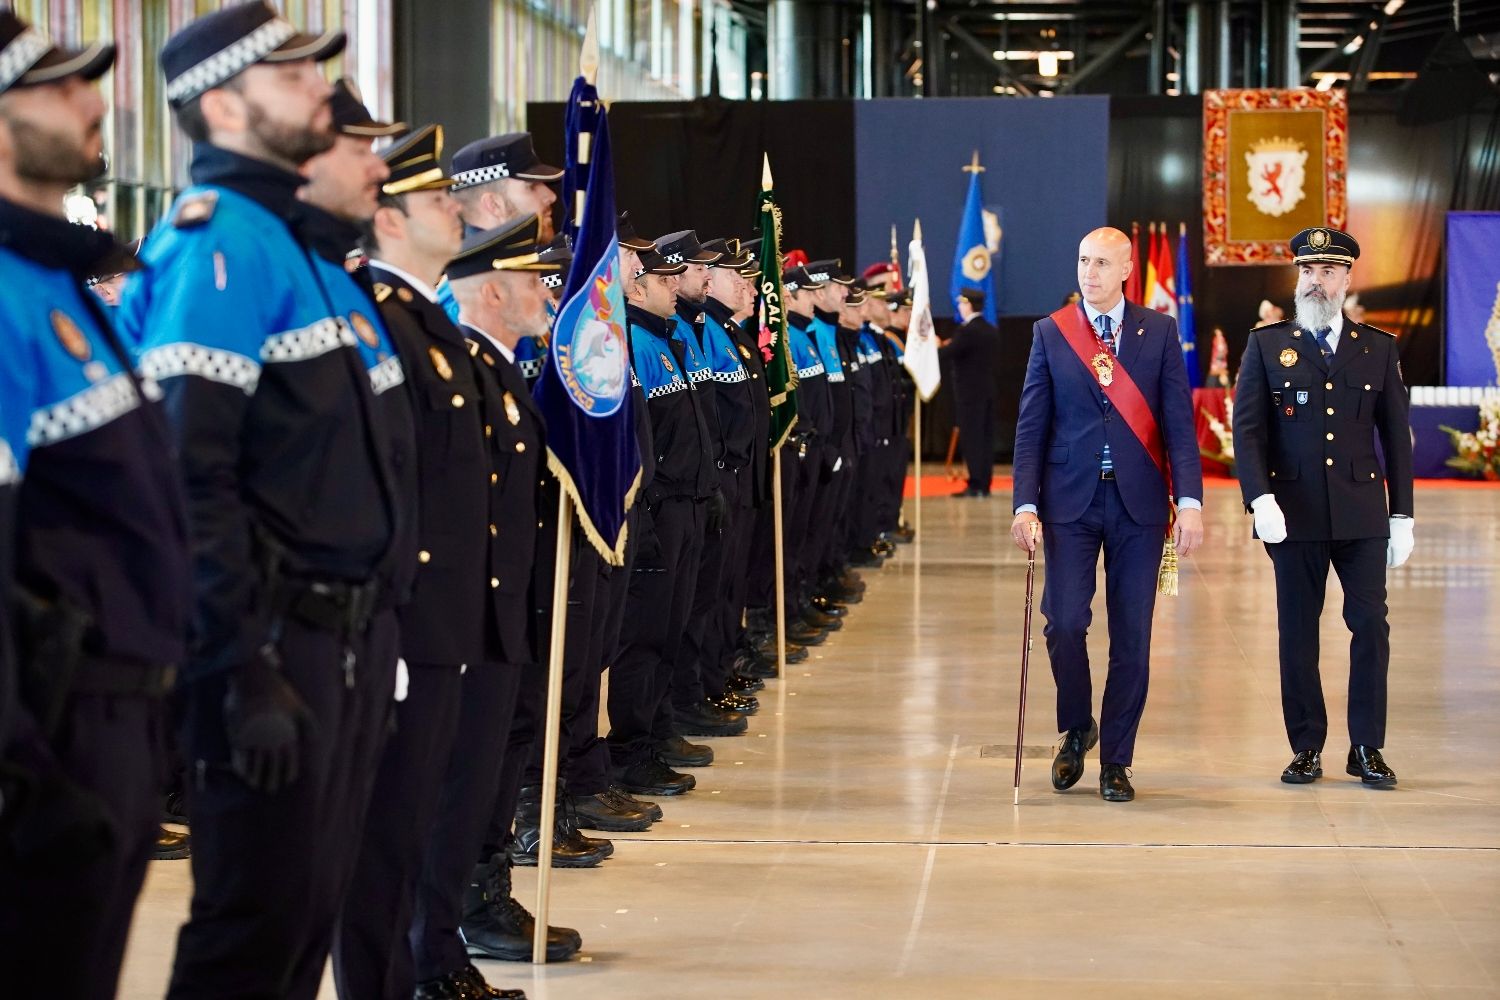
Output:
[1013, 522, 1039, 805]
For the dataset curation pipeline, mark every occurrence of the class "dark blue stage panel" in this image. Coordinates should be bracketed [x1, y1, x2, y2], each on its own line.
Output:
[854, 97, 1109, 318]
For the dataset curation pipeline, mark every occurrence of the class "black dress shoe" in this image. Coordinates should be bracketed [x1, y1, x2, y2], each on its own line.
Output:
[737, 649, 781, 679]
[725, 673, 764, 694]
[657, 734, 714, 767]
[414, 975, 465, 999]
[786, 622, 827, 646]
[799, 607, 842, 631]
[1051, 719, 1099, 790]
[569, 792, 652, 832]
[892, 524, 915, 543]
[461, 854, 581, 964]
[810, 595, 848, 617]
[154, 826, 191, 860]
[454, 963, 527, 998]
[1346, 745, 1397, 788]
[1281, 750, 1323, 784]
[607, 784, 663, 821]
[673, 699, 748, 736]
[873, 539, 896, 556]
[1099, 763, 1135, 802]
[616, 757, 696, 796]
[709, 688, 759, 715]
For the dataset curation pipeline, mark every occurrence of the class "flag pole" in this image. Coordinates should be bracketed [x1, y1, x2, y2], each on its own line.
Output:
[911, 218, 923, 542]
[533, 9, 600, 963]
[765, 154, 789, 680]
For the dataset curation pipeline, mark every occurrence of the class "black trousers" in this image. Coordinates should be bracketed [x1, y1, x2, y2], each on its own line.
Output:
[168, 612, 399, 1000]
[816, 455, 855, 579]
[412, 663, 521, 980]
[676, 467, 743, 708]
[1266, 538, 1390, 752]
[607, 496, 704, 765]
[572, 520, 635, 796]
[875, 436, 908, 534]
[333, 663, 463, 1000]
[715, 480, 758, 688]
[958, 395, 996, 493]
[0, 694, 164, 999]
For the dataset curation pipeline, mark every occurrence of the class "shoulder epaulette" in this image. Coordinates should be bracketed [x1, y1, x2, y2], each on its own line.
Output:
[1252, 318, 1294, 332]
[172, 191, 219, 228]
[373, 282, 393, 303]
[1361, 322, 1396, 338]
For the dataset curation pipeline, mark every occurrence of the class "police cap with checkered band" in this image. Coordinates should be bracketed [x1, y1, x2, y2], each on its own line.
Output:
[160, 1, 345, 107]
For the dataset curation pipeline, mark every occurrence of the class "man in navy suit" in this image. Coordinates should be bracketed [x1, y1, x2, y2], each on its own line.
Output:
[1011, 227, 1204, 802]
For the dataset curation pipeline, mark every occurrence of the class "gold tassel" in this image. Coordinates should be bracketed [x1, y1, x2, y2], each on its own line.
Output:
[1157, 536, 1179, 597]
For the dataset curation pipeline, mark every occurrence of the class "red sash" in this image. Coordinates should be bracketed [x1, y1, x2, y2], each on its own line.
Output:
[1050, 304, 1168, 486]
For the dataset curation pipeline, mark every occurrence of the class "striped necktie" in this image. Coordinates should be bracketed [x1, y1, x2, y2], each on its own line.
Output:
[1098, 314, 1115, 475]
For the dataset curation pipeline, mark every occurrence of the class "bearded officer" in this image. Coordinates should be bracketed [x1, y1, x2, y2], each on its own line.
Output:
[1231, 227, 1413, 788]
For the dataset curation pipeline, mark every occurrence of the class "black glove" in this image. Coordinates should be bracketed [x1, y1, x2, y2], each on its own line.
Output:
[224, 646, 312, 794]
[706, 489, 730, 533]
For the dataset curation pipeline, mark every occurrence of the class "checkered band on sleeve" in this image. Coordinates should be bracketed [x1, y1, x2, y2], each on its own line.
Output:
[0, 438, 18, 486]
[449, 163, 511, 191]
[0, 27, 49, 93]
[165, 18, 297, 103]
[797, 362, 825, 379]
[826, 370, 846, 383]
[27, 372, 147, 448]
[260, 317, 356, 364]
[368, 355, 405, 395]
[686, 367, 713, 384]
[140, 343, 262, 394]
[645, 377, 688, 400]
[518, 357, 544, 380]
[709, 368, 749, 385]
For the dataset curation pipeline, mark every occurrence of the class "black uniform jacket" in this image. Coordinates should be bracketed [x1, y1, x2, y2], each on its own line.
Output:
[725, 311, 772, 506]
[627, 304, 717, 503]
[840, 323, 874, 458]
[1232, 316, 1414, 541]
[938, 316, 1000, 406]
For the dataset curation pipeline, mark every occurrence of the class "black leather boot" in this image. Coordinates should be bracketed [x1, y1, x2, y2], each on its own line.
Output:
[506, 783, 613, 868]
[460, 852, 582, 962]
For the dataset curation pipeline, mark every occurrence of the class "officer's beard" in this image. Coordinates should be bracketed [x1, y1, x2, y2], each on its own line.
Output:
[246, 99, 335, 168]
[1294, 287, 1343, 332]
[4, 113, 106, 187]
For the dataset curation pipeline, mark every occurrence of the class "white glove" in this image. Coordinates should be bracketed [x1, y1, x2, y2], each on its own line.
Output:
[1251, 494, 1288, 544]
[1387, 517, 1414, 568]
[394, 658, 409, 703]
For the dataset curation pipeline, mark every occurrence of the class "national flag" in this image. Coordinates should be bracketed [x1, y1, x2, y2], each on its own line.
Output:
[903, 219, 941, 401]
[532, 22, 641, 566]
[1125, 221, 1143, 304]
[1143, 222, 1160, 309]
[757, 155, 798, 450]
[1150, 221, 1178, 319]
[949, 154, 998, 323]
[1175, 222, 1200, 387]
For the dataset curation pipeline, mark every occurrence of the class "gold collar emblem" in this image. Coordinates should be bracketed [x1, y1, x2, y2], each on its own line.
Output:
[1090, 351, 1115, 387]
[1278, 348, 1299, 368]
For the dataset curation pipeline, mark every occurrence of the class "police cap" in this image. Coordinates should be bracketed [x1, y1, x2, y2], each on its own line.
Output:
[161, 1, 344, 106]
[617, 212, 655, 252]
[450, 132, 564, 191]
[382, 124, 453, 196]
[330, 77, 404, 138]
[655, 231, 722, 267]
[1290, 227, 1360, 268]
[0, 10, 114, 96]
[447, 214, 549, 282]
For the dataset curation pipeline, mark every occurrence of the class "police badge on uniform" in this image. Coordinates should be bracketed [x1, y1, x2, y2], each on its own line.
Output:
[503, 392, 521, 426]
[350, 311, 380, 349]
[739, 344, 752, 360]
[429, 346, 453, 381]
[1296, 390, 1309, 404]
[1279, 348, 1298, 368]
[50, 310, 90, 361]
[660, 352, 675, 374]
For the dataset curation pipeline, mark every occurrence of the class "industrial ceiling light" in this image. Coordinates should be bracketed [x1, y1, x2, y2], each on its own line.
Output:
[1383, 0, 1405, 13]
[1344, 36, 1365, 54]
[1038, 51, 1059, 77]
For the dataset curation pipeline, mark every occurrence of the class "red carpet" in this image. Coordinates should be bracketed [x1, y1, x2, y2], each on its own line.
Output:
[901, 472, 1496, 498]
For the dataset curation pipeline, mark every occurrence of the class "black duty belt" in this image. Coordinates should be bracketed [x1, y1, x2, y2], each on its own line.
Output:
[71, 656, 178, 698]
[277, 578, 383, 635]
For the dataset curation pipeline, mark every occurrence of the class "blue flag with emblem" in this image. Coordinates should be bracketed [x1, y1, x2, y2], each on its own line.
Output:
[1175, 222, 1200, 388]
[949, 154, 997, 324]
[531, 43, 641, 566]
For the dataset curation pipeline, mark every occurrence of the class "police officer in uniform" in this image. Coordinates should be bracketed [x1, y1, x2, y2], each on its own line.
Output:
[940, 288, 1001, 497]
[609, 244, 719, 797]
[0, 16, 190, 994]
[123, 5, 402, 995]
[1232, 227, 1414, 788]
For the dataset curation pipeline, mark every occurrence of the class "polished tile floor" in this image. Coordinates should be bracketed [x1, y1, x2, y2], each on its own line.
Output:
[121, 480, 1500, 998]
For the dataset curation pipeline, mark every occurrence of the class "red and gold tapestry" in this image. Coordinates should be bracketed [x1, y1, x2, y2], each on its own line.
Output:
[1203, 89, 1348, 266]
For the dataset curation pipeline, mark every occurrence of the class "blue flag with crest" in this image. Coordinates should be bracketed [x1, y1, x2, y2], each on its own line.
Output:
[949, 166, 997, 323]
[532, 69, 641, 565]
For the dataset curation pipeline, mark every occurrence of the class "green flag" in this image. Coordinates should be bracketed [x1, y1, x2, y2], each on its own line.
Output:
[758, 157, 797, 449]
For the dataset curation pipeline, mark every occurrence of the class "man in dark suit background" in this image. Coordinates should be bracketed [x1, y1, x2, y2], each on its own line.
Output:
[1011, 227, 1204, 803]
[1231, 227, 1413, 789]
[940, 288, 1001, 496]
